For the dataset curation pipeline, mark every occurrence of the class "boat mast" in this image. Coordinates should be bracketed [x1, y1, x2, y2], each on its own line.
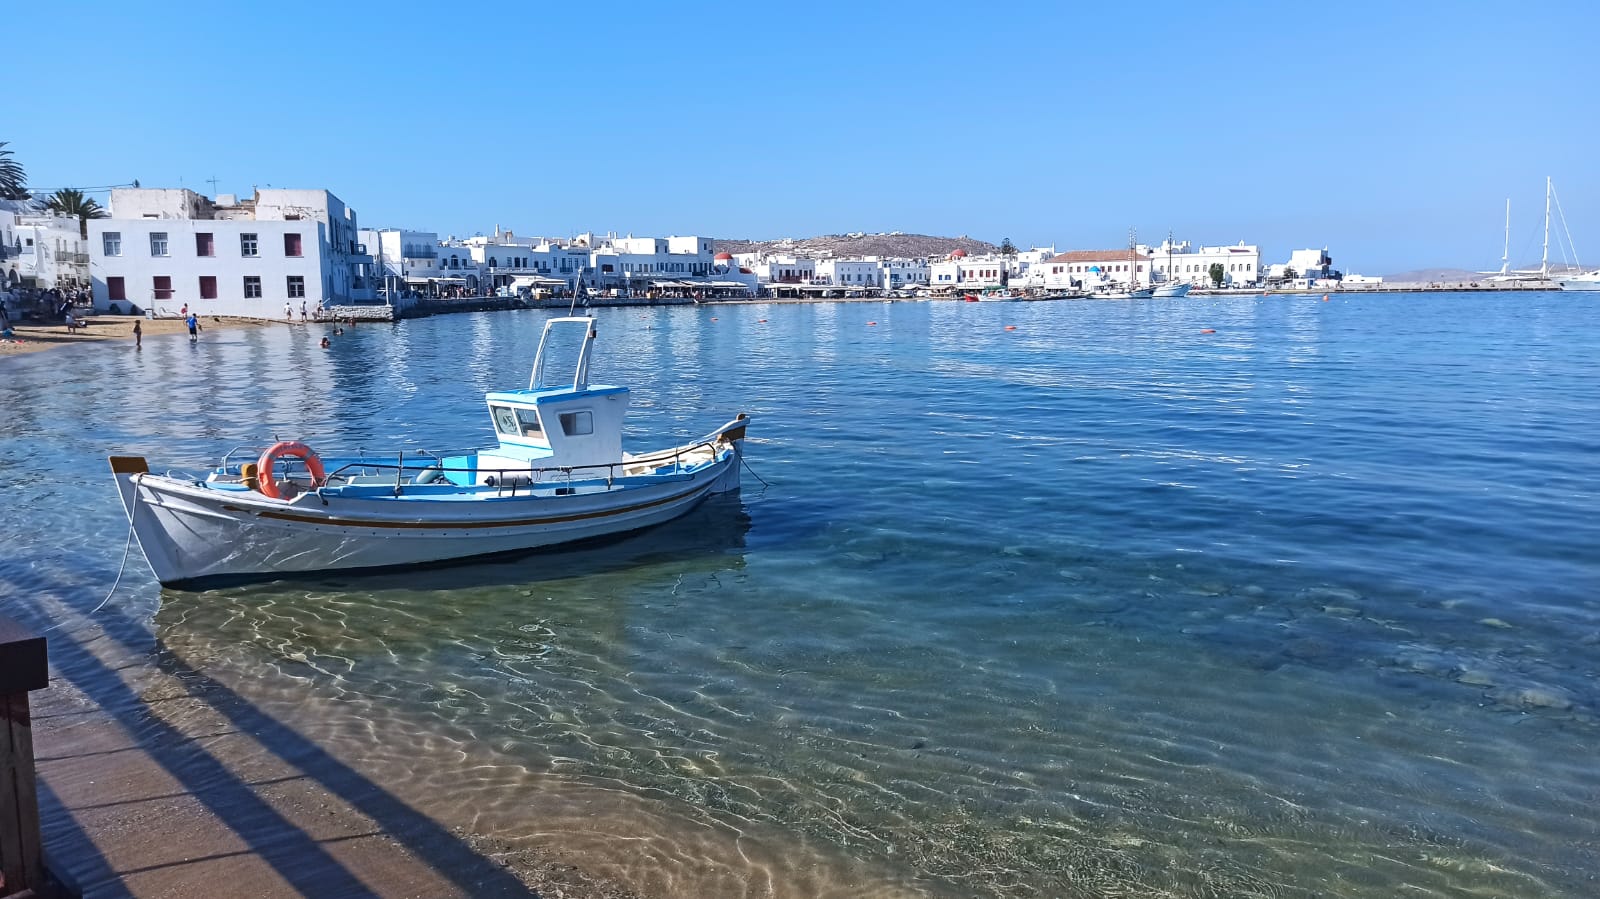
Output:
[1542, 176, 1551, 279]
[1500, 199, 1510, 276]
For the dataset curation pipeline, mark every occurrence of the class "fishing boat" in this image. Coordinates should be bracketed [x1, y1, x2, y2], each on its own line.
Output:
[1151, 282, 1191, 298]
[108, 316, 750, 587]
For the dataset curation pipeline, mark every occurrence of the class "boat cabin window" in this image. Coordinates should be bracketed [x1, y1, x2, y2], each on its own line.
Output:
[559, 410, 593, 436]
[491, 404, 544, 438]
[491, 405, 518, 435]
[516, 407, 543, 437]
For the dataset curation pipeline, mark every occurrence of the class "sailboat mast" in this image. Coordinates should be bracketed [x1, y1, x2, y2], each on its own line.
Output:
[1501, 199, 1510, 276]
[1542, 176, 1551, 279]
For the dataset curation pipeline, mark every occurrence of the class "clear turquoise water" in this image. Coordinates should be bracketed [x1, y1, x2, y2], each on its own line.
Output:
[4, 293, 1598, 897]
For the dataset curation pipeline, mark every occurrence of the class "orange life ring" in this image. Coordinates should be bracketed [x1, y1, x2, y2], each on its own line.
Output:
[257, 441, 326, 499]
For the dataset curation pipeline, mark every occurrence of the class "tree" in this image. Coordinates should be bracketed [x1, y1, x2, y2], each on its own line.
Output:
[0, 141, 27, 200]
[1282, 266, 1298, 282]
[999, 237, 1017, 257]
[1208, 262, 1225, 288]
[44, 188, 107, 238]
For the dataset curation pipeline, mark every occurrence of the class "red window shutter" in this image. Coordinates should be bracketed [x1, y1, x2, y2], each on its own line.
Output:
[199, 276, 218, 299]
[108, 277, 126, 300]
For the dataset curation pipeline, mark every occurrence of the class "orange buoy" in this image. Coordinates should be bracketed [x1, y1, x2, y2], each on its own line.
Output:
[257, 441, 326, 500]
[1004, 325, 1017, 331]
[868, 321, 878, 326]
[758, 319, 767, 323]
[1201, 328, 1216, 334]
[710, 317, 718, 321]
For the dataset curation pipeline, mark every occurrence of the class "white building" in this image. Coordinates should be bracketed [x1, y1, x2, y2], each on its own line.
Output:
[929, 250, 1027, 288]
[1146, 239, 1263, 286]
[585, 234, 715, 293]
[881, 257, 930, 289]
[735, 253, 816, 285]
[1033, 248, 1152, 289]
[90, 188, 375, 317]
[814, 258, 885, 287]
[3, 206, 90, 290]
[1274, 248, 1338, 282]
[361, 228, 445, 300]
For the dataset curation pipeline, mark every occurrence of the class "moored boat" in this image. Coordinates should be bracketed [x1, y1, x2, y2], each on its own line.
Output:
[108, 316, 750, 586]
[1152, 282, 1191, 298]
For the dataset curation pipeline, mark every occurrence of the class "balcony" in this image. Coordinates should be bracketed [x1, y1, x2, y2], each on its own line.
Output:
[53, 250, 90, 264]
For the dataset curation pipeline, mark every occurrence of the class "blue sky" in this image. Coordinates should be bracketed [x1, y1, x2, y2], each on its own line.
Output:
[8, 0, 1597, 273]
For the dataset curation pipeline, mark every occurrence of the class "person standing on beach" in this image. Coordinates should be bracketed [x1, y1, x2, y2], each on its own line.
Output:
[133, 319, 142, 349]
[300, 301, 308, 322]
[186, 312, 199, 342]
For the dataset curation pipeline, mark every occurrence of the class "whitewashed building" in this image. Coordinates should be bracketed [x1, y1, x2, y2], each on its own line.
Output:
[1146, 239, 1263, 286]
[3, 207, 90, 290]
[90, 188, 375, 317]
[735, 253, 816, 285]
[930, 250, 1028, 288]
[814, 258, 885, 287]
[1034, 249, 1153, 289]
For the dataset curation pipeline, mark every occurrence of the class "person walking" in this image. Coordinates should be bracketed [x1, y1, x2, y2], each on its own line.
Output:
[285, 301, 294, 323]
[133, 319, 142, 349]
[300, 301, 308, 322]
[186, 311, 199, 342]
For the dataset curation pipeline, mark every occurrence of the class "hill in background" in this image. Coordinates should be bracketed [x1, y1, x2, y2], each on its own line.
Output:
[713, 233, 1000, 259]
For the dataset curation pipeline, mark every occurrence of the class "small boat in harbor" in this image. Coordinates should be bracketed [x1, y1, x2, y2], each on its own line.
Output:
[1087, 285, 1155, 300]
[108, 316, 750, 586]
[1151, 282, 1191, 298]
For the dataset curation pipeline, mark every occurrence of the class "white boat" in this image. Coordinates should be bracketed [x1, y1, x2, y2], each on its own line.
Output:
[1558, 271, 1600, 291]
[1087, 285, 1154, 300]
[1151, 282, 1191, 298]
[108, 316, 750, 587]
[977, 290, 1026, 301]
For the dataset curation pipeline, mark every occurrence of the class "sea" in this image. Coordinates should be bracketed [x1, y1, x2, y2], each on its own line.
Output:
[2, 291, 1597, 897]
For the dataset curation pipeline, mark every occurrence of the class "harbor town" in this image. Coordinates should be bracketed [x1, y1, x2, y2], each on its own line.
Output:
[6, 182, 1374, 330]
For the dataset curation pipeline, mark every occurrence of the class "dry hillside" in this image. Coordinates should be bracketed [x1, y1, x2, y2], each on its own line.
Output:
[713, 233, 1000, 259]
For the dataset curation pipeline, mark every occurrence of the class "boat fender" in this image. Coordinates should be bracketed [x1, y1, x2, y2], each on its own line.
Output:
[257, 441, 326, 500]
[415, 467, 444, 485]
[240, 461, 260, 491]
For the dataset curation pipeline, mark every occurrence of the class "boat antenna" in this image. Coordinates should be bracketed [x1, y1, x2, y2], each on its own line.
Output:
[1500, 198, 1510, 276]
[1550, 179, 1581, 270]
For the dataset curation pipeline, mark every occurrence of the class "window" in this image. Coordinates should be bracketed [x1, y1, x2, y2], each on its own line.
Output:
[199, 275, 217, 299]
[196, 233, 215, 256]
[103, 232, 122, 256]
[491, 406, 519, 435]
[107, 276, 126, 300]
[287, 275, 305, 298]
[150, 232, 169, 256]
[516, 407, 543, 437]
[241, 233, 259, 257]
[284, 233, 303, 257]
[153, 276, 173, 300]
[244, 276, 262, 298]
[559, 411, 593, 436]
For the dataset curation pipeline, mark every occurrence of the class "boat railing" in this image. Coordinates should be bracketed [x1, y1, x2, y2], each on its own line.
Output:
[311, 432, 733, 497]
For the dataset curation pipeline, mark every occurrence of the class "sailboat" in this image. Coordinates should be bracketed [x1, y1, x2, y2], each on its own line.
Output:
[1089, 230, 1155, 300]
[1152, 232, 1191, 297]
[1486, 178, 1575, 285]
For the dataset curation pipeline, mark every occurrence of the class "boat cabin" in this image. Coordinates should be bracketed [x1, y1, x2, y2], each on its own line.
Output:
[454, 317, 632, 485]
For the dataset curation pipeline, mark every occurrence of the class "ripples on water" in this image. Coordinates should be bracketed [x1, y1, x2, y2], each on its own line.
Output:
[3, 293, 1599, 897]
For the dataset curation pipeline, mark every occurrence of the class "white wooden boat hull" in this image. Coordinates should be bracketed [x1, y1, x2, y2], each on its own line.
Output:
[111, 451, 740, 586]
[1152, 283, 1191, 298]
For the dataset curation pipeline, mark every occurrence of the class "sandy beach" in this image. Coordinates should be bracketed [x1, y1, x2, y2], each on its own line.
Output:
[0, 315, 278, 357]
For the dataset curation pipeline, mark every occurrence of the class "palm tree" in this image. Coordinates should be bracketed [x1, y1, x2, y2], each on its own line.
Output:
[0, 141, 27, 200]
[44, 188, 107, 238]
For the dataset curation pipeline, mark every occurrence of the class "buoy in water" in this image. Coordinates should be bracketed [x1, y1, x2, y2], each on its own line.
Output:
[868, 321, 877, 326]
[758, 319, 767, 323]
[1201, 328, 1216, 334]
[1322, 294, 1330, 301]
[1004, 325, 1017, 331]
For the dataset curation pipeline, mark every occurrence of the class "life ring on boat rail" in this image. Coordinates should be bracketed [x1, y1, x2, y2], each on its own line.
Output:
[256, 441, 326, 500]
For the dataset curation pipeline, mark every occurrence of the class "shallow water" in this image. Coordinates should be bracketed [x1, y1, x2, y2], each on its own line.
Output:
[4, 293, 1599, 896]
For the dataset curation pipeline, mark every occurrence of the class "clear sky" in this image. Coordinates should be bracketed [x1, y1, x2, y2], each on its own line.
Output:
[8, 0, 1597, 273]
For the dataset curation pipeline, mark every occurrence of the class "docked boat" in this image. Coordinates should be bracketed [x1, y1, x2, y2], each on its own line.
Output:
[1152, 282, 1191, 298]
[1557, 271, 1600, 291]
[977, 289, 1026, 301]
[108, 316, 750, 587]
[1088, 285, 1155, 300]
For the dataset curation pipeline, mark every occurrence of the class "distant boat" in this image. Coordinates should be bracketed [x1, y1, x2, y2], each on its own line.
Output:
[1557, 271, 1600, 291]
[1152, 282, 1190, 298]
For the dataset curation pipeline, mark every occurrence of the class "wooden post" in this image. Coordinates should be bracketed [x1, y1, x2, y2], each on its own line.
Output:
[0, 616, 49, 898]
